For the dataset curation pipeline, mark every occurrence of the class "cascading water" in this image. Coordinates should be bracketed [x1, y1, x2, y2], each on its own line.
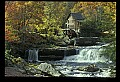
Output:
[28, 48, 39, 62]
[63, 45, 107, 63]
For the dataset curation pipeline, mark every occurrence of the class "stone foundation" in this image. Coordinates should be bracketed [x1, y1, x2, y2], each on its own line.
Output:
[25, 47, 79, 61]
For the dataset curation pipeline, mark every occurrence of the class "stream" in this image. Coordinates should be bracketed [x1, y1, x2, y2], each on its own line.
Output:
[47, 44, 115, 77]
[27, 43, 116, 77]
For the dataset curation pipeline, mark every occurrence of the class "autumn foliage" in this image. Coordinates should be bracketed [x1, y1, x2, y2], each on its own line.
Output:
[5, 1, 116, 61]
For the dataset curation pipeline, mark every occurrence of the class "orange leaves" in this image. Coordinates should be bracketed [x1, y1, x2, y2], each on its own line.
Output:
[5, 28, 20, 43]
[5, 1, 18, 14]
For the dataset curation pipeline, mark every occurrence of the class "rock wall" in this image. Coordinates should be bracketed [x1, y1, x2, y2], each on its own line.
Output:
[24, 47, 80, 61]
[38, 48, 65, 60]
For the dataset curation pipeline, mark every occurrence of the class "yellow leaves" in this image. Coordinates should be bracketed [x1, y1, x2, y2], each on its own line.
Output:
[103, 6, 110, 14]
[102, 2, 116, 24]
[102, 2, 116, 13]
[111, 14, 116, 23]
[24, 1, 32, 5]
[34, 24, 40, 31]
[16, 1, 25, 5]
[5, 12, 8, 19]
[15, 1, 24, 7]
[15, 3, 21, 7]
[113, 13, 116, 20]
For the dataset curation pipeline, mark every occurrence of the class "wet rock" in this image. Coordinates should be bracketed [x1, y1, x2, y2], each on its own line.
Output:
[84, 67, 100, 72]
[84, 64, 100, 72]
[77, 64, 102, 72]
[77, 67, 85, 71]
[99, 69, 103, 72]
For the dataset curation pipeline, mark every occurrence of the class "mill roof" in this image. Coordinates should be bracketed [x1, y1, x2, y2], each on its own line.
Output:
[69, 12, 84, 20]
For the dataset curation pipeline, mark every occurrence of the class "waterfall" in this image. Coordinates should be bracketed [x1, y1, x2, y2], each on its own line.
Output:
[74, 38, 76, 46]
[28, 48, 39, 62]
[63, 45, 107, 63]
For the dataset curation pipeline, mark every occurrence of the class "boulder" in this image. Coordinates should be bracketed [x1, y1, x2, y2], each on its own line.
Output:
[84, 64, 100, 72]
[37, 63, 65, 77]
[77, 64, 102, 72]
[77, 67, 85, 71]
[84, 67, 100, 72]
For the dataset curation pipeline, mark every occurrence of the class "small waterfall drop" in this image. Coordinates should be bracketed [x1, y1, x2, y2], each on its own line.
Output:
[28, 48, 39, 62]
[63, 45, 107, 63]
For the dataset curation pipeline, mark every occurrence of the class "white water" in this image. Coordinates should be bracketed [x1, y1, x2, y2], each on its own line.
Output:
[28, 49, 39, 62]
[63, 45, 107, 63]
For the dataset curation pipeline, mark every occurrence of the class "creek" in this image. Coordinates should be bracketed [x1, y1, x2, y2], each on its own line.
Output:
[27, 43, 115, 77]
[47, 44, 115, 77]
